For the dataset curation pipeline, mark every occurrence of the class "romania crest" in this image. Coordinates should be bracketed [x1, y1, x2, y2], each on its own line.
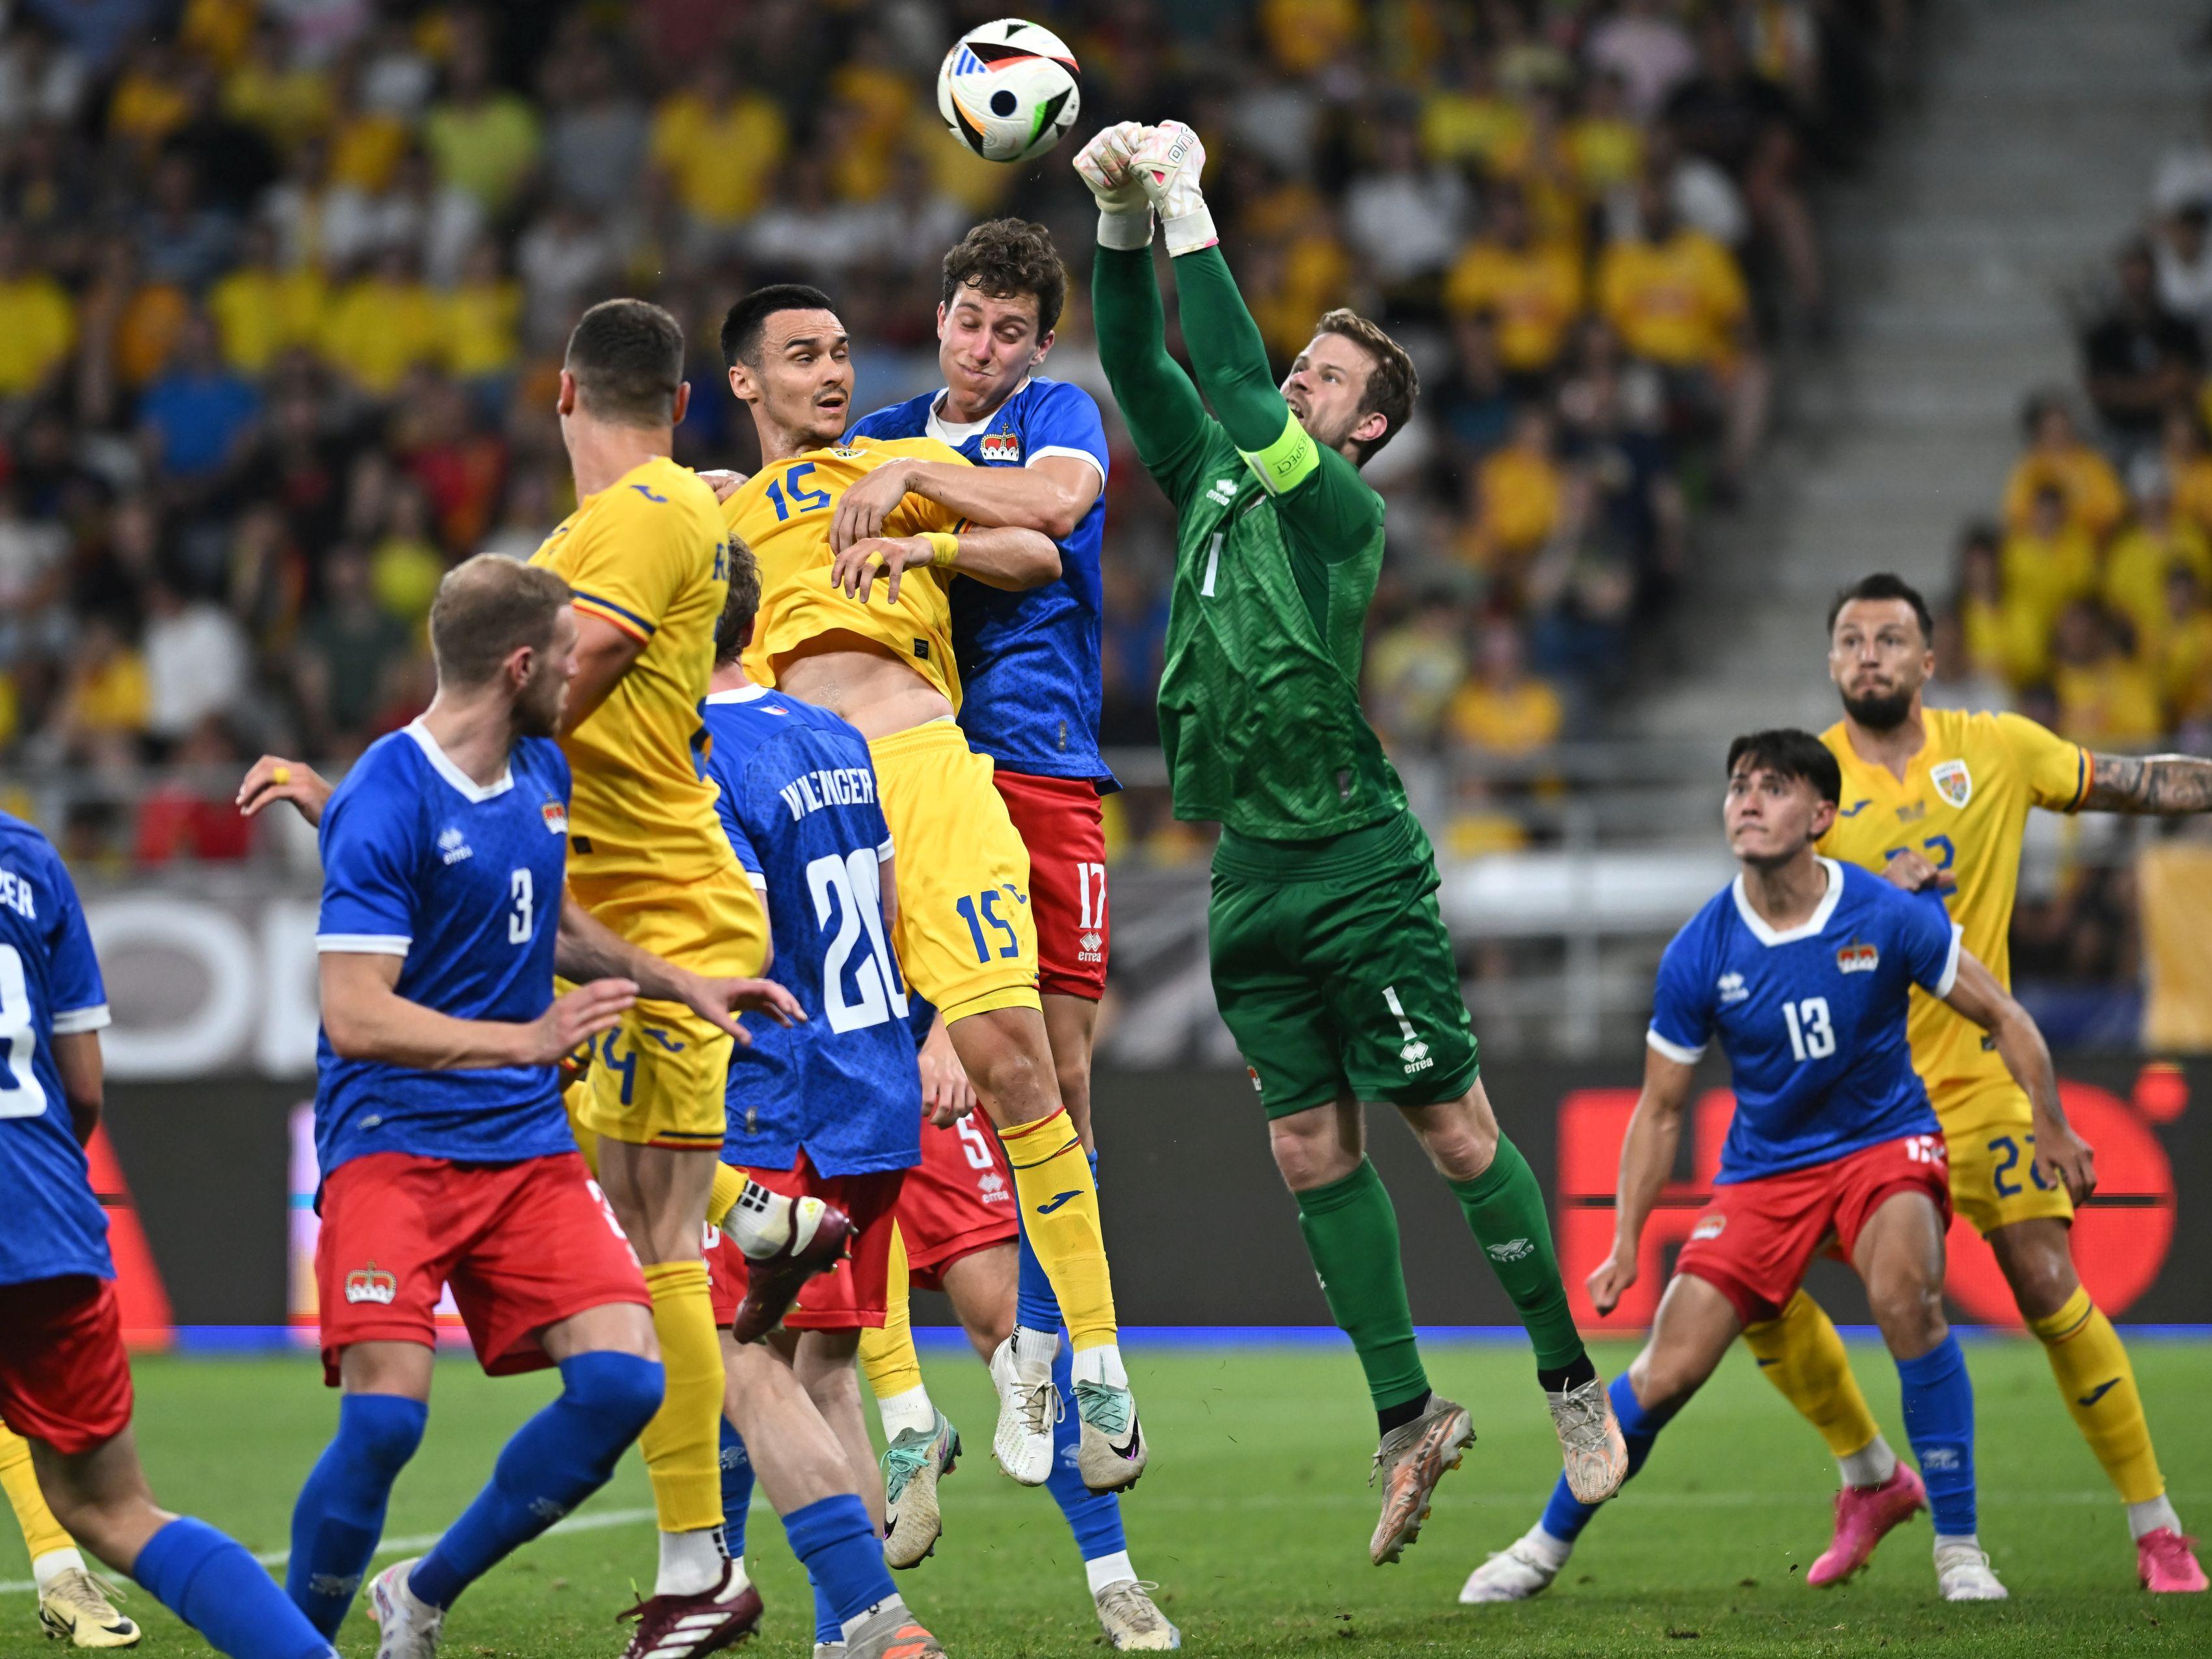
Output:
[1930, 759, 1972, 808]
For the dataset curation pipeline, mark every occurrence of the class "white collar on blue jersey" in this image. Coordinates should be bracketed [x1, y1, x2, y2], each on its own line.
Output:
[1729, 856, 1844, 947]
[403, 718, 514, 803]
[703, 684, 772, 705]
[927, 379, 1031, 447]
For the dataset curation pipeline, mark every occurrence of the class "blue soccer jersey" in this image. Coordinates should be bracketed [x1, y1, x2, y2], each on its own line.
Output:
[848, 376, 1114, 787]
[313, 722, 577, 1176]
[1648, 859, 1958, 1182]
[703, 684, 921, 1176]
[0, 813, 113, 1287]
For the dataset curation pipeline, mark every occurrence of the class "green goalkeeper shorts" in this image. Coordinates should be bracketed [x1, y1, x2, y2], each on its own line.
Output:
[1207, 809, 1479, 1119]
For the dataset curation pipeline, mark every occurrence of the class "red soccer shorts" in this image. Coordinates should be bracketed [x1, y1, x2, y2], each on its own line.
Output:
[993, 770, 1109, 1000]
[0, 1276, 133, 1456]
[1673, 1133, 1954, 1327]
[900, 1113, 1019, 1291]
[316, 1150, 649, 1384]
[706, 1155, 906, 1331]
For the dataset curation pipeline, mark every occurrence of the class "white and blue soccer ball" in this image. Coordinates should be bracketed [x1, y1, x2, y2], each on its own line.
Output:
[936, 18, 1082, 165]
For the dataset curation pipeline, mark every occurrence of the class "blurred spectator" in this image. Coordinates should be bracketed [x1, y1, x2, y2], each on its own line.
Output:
[2162, 405, 2212, 533]
[56, 615, 150, 759]
[0, 226, 74, 400]
[321, 245, 442, 396]
[1461, 405, 1563, 573]
[139, 151, 237, 290]
[1585, 0, 1697, 120]
[295, 548, 410, 751]
[142, 576, 249, 743]
[2081, 237, 2203, 444]
[1954, 519, 2045, 691]
[133, 716, 254, 863]
[2001, 483, 2097, 682]
[2151, 200, 2212, 330]
[368, 478, 445, 627]
[543, 36, 647, 214]
[2158, 562, 2212, 729]
[209, 221, 326, 371]
[2103, 459, 2211, 660]
[139, 309, 261, 479]
[1367, 595, 1468, 749]
[423, 15, 540, 217]
[1446, 619, 1565, 756]
[649, 54, 788, 253]
[1443, 182, 1582, 388]
[2002, 394, 2125, 540]
[1343, 108, 1470, 294]
[2050, 600, 2161, 746]
[0, 484, 69, 664]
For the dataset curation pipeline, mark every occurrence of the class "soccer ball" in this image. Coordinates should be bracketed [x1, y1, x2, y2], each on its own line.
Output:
[936, 18, 1081, 165]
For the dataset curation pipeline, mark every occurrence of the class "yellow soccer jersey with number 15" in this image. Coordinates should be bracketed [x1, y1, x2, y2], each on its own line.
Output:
[722, 436, 969, 707]
[531, 453, 737, 886]
[1818, 707, 2090, 1113]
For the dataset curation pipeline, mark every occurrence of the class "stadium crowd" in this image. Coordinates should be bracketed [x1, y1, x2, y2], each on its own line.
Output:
[0, 0, 1910, 868]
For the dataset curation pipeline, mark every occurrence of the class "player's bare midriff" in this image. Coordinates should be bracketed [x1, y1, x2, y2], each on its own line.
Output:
[774, 628, 954, 740]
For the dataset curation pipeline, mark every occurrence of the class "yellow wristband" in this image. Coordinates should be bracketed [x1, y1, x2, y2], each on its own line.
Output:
[924, 530, 961, 569]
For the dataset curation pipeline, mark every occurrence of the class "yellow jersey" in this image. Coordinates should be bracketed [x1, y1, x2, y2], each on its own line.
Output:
[1818, 707, 2089, 1103]
[722, 437, 969, 707]
[532, 454, 737, 885]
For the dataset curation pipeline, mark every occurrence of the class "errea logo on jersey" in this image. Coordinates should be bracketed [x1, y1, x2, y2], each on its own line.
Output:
[344, 1263, 398, 1304]
[1205, 478, 1236, 507]
[1835, 940, 1880, 974]
[1716, 972, 1748, 1005]
[437, 827, 472, 865]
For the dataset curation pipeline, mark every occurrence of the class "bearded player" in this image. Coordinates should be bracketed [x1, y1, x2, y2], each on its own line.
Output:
[1724, 573, 2209, 1593]
[1078, 118, 1623, 1565]
[530, 299, 847, 1653]
[715, 281, 1148, 1494]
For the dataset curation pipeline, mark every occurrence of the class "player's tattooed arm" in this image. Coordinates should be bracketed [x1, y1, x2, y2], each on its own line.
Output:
[1939, 948, 2096, 1203]
[2080, 751, 2212, 813]
[1588, 1045, 1697, 1317]
[554, 890, 804, 1046]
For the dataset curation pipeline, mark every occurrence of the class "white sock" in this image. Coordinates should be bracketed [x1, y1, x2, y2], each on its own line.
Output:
[841, 1593, 908, 1642]
[656, 1526, 727, 1596]
[723, 1181, 792, 1256]
[877, 1384, 937, 1442]
[1934, 1532, 1981, 1557]
[2128, 1494, 2183, 1541]
[1011, 1325, 1060, 1381]
[1070, 1343, 1127, 1391]
[30, 1547, 85, 1593]
[1085, 1549, 1137, 1596]
[1524, 1525, 1574, 1571]
[1839, 1435, 1899, 1489]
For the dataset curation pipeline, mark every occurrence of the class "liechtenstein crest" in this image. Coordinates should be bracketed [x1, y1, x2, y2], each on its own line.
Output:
[1930, 759, 1972, 808]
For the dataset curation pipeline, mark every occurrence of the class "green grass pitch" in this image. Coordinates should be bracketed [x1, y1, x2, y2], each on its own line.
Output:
[2, 1338, 2207, 1656]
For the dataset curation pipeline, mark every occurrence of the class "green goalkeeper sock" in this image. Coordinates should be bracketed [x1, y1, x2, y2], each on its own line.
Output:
[1293, 1159, 1430, 1420]
[1448, 1135, 1591, 1380]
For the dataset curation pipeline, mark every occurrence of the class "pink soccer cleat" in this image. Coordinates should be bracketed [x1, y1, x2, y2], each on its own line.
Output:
[2138, 1528, 2209, 1593]
[1807, 1463, 1926, 1587]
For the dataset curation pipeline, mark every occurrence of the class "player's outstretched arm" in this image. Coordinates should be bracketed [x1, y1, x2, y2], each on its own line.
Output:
[1939, 948, 2094, 1202]
[237, 755, 334, 827]
[2079, 751, 2212, 813]
[830, 455, 1099, 553]
[321, 949, 637, 1069]
[1589, 1046, 1697, 1316]
[554, 888, 803, 1046]
[830, 525, 1060, 605]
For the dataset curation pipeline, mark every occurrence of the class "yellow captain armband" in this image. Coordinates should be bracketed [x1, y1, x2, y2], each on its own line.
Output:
[1238, 407, 1320, 496]
[923, 530, 962, 569]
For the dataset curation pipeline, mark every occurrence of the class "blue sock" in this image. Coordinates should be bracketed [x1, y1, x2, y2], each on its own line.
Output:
[811, 1572, 841, 1646]
[408, 1352, 662, 1610]
[134, 1516, 335, 1659]
[1896, 1334, 1976, 1536]
[286, 1392, 426, 1636]
[1539, 1372, 1674, 1544]
[1016, 1148, 1096, 1332]
[1045, 1332, 1127, 1561]
[718, 1417, 754, 1560]
[783, 1494, 894, 1628]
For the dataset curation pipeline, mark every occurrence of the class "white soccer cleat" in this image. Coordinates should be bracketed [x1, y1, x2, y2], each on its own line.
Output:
[366, 1560, 444, 1659]
[1459, 1528, 1565, 1604]
[1934, 1540, 2008, 1601]
[1094, 1578, 1181, 1650]
[1546, 1375, 1628, 1504]
[989, 1334, 1060, 1486]
[36, 1562, 141, 1648]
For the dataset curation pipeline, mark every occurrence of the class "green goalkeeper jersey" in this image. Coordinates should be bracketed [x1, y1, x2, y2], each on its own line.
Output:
[1095, 243, 1407, 841]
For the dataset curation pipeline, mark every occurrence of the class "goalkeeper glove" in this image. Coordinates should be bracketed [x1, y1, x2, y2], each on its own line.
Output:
[1133, 120, 1217, 257]
[1075, 122, 1155, 251]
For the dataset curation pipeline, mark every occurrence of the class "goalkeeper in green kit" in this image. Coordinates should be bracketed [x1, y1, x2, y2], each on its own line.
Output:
[1076, 120, 1628, 1565]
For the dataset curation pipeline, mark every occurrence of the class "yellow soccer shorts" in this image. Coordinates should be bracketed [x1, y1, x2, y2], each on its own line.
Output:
[565, 867, 769, 1150]
[867, 719, 1041, 1023]
[1934, 1075, 2076, 1236]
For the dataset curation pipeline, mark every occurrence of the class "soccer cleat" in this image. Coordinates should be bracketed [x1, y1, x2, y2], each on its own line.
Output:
[1094, 1579, 1181, 1650]
[615, 1560, 763, 1659]
[36, 1565, 141, 1648]
[1458, 1530, 1564, 1604]
[1933, 1541, 2008, 1601]
[366, 1560, 444, 1659]
[813, 1648, 846, 1659]
[1369, 1394, 1474, 1565]
[2138, 1528, 2209, 1592]
[731, 1196, 853, 1345]
[1074, 1380, 1148, 1492]
[1546, 1375, 1628, 1504]
[882, 1409, 961, 1569]
[1807, 1463, 1926, 1587]
[989, 1336, 1059, 1486]
[840, 1600, 944, 1659]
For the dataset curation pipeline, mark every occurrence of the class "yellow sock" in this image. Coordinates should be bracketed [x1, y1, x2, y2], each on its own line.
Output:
[2029, 1288, 2165, 1504]
[0, 1423, 72, 1565]
[859, 1224, 924, 1400]
[707, 1163, 749, 1234]
[999, 1109, 1117, 1352]
[1742, 1290, 1885, 1459]
[564, 1082, 598, 1176]
[638, 1261, 727, 1535]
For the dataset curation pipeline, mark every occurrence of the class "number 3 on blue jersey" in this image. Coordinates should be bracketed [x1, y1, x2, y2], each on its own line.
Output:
[0, 944, 46, 1118]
